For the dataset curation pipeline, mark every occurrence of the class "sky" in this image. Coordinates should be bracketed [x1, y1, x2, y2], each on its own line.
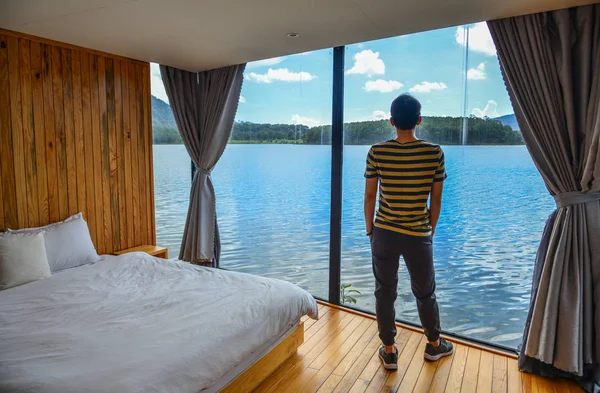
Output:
[151, 22, 513, 127]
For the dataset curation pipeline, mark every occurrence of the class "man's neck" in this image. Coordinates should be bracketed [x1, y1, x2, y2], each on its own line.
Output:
[394, 129, 418, 143]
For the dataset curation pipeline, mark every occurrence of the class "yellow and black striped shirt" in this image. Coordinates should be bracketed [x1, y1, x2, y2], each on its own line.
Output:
[365, 140, 447, 237]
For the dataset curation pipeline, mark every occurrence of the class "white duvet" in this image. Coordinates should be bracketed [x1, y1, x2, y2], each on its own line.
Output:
[0, 253, 318, 393]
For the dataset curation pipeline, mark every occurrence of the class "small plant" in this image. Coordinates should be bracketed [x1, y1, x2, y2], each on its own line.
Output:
[341, 283, 362, 305]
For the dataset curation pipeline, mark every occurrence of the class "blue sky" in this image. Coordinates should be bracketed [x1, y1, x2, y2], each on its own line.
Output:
[151, 22, 513, 126]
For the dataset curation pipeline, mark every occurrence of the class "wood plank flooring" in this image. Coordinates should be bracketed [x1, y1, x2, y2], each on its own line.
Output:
[254, 303, 584, 393]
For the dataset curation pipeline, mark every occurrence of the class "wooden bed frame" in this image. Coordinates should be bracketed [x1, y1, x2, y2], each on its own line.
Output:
[221, 322, 305, 393]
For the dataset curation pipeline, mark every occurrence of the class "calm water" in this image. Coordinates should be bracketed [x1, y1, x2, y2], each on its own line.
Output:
[153, 144, 555, 348]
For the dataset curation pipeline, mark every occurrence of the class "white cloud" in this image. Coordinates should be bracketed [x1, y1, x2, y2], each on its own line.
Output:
[346, 50, 385, 76]
[239, 95, 246, 103]
[150, 63, 169, 103]
[472, 100, 500, 118]
[364, 79, 404, 93]
[372, 110, 389, 120]
[245, 68, 316, 83]
[247, 57, 285, 69]
[409, 81, 448, 93]
[467, 63, 487, 80]
[292, 114, 321, 127]
[456, 22, 497, 56]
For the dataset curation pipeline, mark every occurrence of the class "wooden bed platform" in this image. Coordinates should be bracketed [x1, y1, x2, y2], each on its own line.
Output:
[221, 322, 305, 393]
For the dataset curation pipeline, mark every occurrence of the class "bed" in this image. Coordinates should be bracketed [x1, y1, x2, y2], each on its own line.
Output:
[0, 251, 318, 393]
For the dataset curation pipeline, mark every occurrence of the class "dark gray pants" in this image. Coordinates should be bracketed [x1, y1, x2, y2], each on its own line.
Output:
[371, 226, 441, 345]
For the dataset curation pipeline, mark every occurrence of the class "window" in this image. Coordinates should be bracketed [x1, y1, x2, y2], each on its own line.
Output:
[150, 24, 554, 349]
[340, 24, 553, 348]
[150, 64, 191, 259]
[214, 50, 333, 299]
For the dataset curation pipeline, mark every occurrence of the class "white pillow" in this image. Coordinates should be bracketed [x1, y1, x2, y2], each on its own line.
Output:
[0, 233, 51, 290]
[7, 212, 80, 234]
[6, 213, 100, 273]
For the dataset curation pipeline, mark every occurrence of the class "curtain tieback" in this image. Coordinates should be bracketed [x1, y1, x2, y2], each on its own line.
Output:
[194, 166, 212, 176]
[553, 191, 600, 208]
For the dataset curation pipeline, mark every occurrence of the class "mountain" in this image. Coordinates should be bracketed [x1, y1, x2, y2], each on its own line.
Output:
[494, 113, 519, 131]
[151, 95, 177, 129]
[151, 95, 522, 145]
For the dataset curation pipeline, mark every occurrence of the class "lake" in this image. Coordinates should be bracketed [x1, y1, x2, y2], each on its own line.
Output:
[153, 144, 555, 349]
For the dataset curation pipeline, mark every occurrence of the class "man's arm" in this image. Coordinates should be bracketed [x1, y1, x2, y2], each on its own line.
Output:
[429, 180, 444, 237]
[364, 177, 378, 235]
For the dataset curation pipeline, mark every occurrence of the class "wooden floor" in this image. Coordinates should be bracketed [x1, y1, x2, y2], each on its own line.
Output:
[253, 303, 583, 393]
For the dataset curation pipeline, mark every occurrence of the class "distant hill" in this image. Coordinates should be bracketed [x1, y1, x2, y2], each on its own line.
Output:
[151, 95, 522, 145]
[494, 113, 519, 131]
[151, 96, 177, 129]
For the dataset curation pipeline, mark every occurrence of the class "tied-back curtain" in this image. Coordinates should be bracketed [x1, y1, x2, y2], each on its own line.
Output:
[160, 64, 246, 267]
[488, 5, 600, 391]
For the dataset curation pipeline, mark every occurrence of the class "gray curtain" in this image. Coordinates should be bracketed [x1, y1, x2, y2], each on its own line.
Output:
[488, 5, 600, 391]
[160, 64, 245, 267]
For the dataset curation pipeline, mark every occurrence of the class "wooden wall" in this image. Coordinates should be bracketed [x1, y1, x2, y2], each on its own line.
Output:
[0, 29, 155, 255]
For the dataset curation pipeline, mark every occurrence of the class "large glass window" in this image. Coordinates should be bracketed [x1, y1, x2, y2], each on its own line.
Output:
[151, 63, 191, 259]
[214, 50, 333, 299]
[151, 23, 554, 349]
[340, 24, 553, 348]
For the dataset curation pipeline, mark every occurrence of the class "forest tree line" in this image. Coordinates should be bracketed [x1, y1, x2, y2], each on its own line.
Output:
[153, 116, 524, 145]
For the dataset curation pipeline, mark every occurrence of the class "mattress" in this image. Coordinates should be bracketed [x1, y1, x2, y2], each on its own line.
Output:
[0, 253, 318, 393]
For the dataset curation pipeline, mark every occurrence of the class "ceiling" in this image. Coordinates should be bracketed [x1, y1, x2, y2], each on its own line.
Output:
[0, 0, 596, 71]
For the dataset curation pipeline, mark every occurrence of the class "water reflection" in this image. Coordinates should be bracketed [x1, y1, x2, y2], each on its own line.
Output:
[153, 144, 553, 348]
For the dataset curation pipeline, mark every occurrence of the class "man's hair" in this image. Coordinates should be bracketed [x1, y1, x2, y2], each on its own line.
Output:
[390, 94, 421, 130]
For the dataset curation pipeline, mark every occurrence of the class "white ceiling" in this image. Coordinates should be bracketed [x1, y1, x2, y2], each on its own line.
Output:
[0, 0, 596, 71]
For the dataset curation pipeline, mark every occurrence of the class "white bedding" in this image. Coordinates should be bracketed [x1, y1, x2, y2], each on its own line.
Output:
[0, 253, 318, 393]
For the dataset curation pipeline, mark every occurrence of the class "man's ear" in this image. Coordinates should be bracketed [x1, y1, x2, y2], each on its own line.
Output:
[390, 117, 395, 127]
[416, 116, 422, 126]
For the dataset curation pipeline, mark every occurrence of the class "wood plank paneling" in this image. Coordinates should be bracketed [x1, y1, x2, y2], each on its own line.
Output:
[98, 56, 112, 252]
[30, 41, 49, 226]
[51, 46, 68, 220]
[71, 51, 87, 223]
[114, 60, 126, 251]
[90, 54, 104, 252]
[81, 53, 97, 247]
[142, 64, 154, 244]
[129, 62, 140, 246]
[20, 38, 40, 228]
[121, 61, 134, 248]
[42, 43, 59, 224]
[8, 36, 27, 228]
[0, 29, 154, 255]
[136, 64, 148, 248]
[62, 48, 78, 216]
[105, 58, 119, 250]
[0, 35, 13, 230]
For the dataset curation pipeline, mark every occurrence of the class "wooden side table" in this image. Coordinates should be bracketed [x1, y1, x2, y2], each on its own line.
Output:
[114, 245, 169, 259]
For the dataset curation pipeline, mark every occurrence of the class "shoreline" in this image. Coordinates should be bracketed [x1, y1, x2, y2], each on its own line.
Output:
[152, 142, 527, 146]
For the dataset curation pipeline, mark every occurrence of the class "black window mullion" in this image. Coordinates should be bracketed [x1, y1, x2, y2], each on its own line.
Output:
[329, 46, 345, 304]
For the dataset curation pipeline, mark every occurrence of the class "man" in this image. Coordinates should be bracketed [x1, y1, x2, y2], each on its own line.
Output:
[364, 94, 453, 370]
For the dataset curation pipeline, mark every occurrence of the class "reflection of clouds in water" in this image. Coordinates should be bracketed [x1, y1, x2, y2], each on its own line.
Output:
[154, 144, 554, 349]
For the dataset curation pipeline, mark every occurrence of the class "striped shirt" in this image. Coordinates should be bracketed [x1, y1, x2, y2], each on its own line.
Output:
[365, 139, 447, 237]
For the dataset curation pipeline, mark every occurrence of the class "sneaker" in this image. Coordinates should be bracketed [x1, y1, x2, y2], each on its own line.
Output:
[378, 346, 398, 370]
[424, 338, 454, 361]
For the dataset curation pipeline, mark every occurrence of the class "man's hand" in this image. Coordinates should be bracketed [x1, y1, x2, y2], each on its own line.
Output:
[364, 177, 378, 242]
[430, 180, 443, 240]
